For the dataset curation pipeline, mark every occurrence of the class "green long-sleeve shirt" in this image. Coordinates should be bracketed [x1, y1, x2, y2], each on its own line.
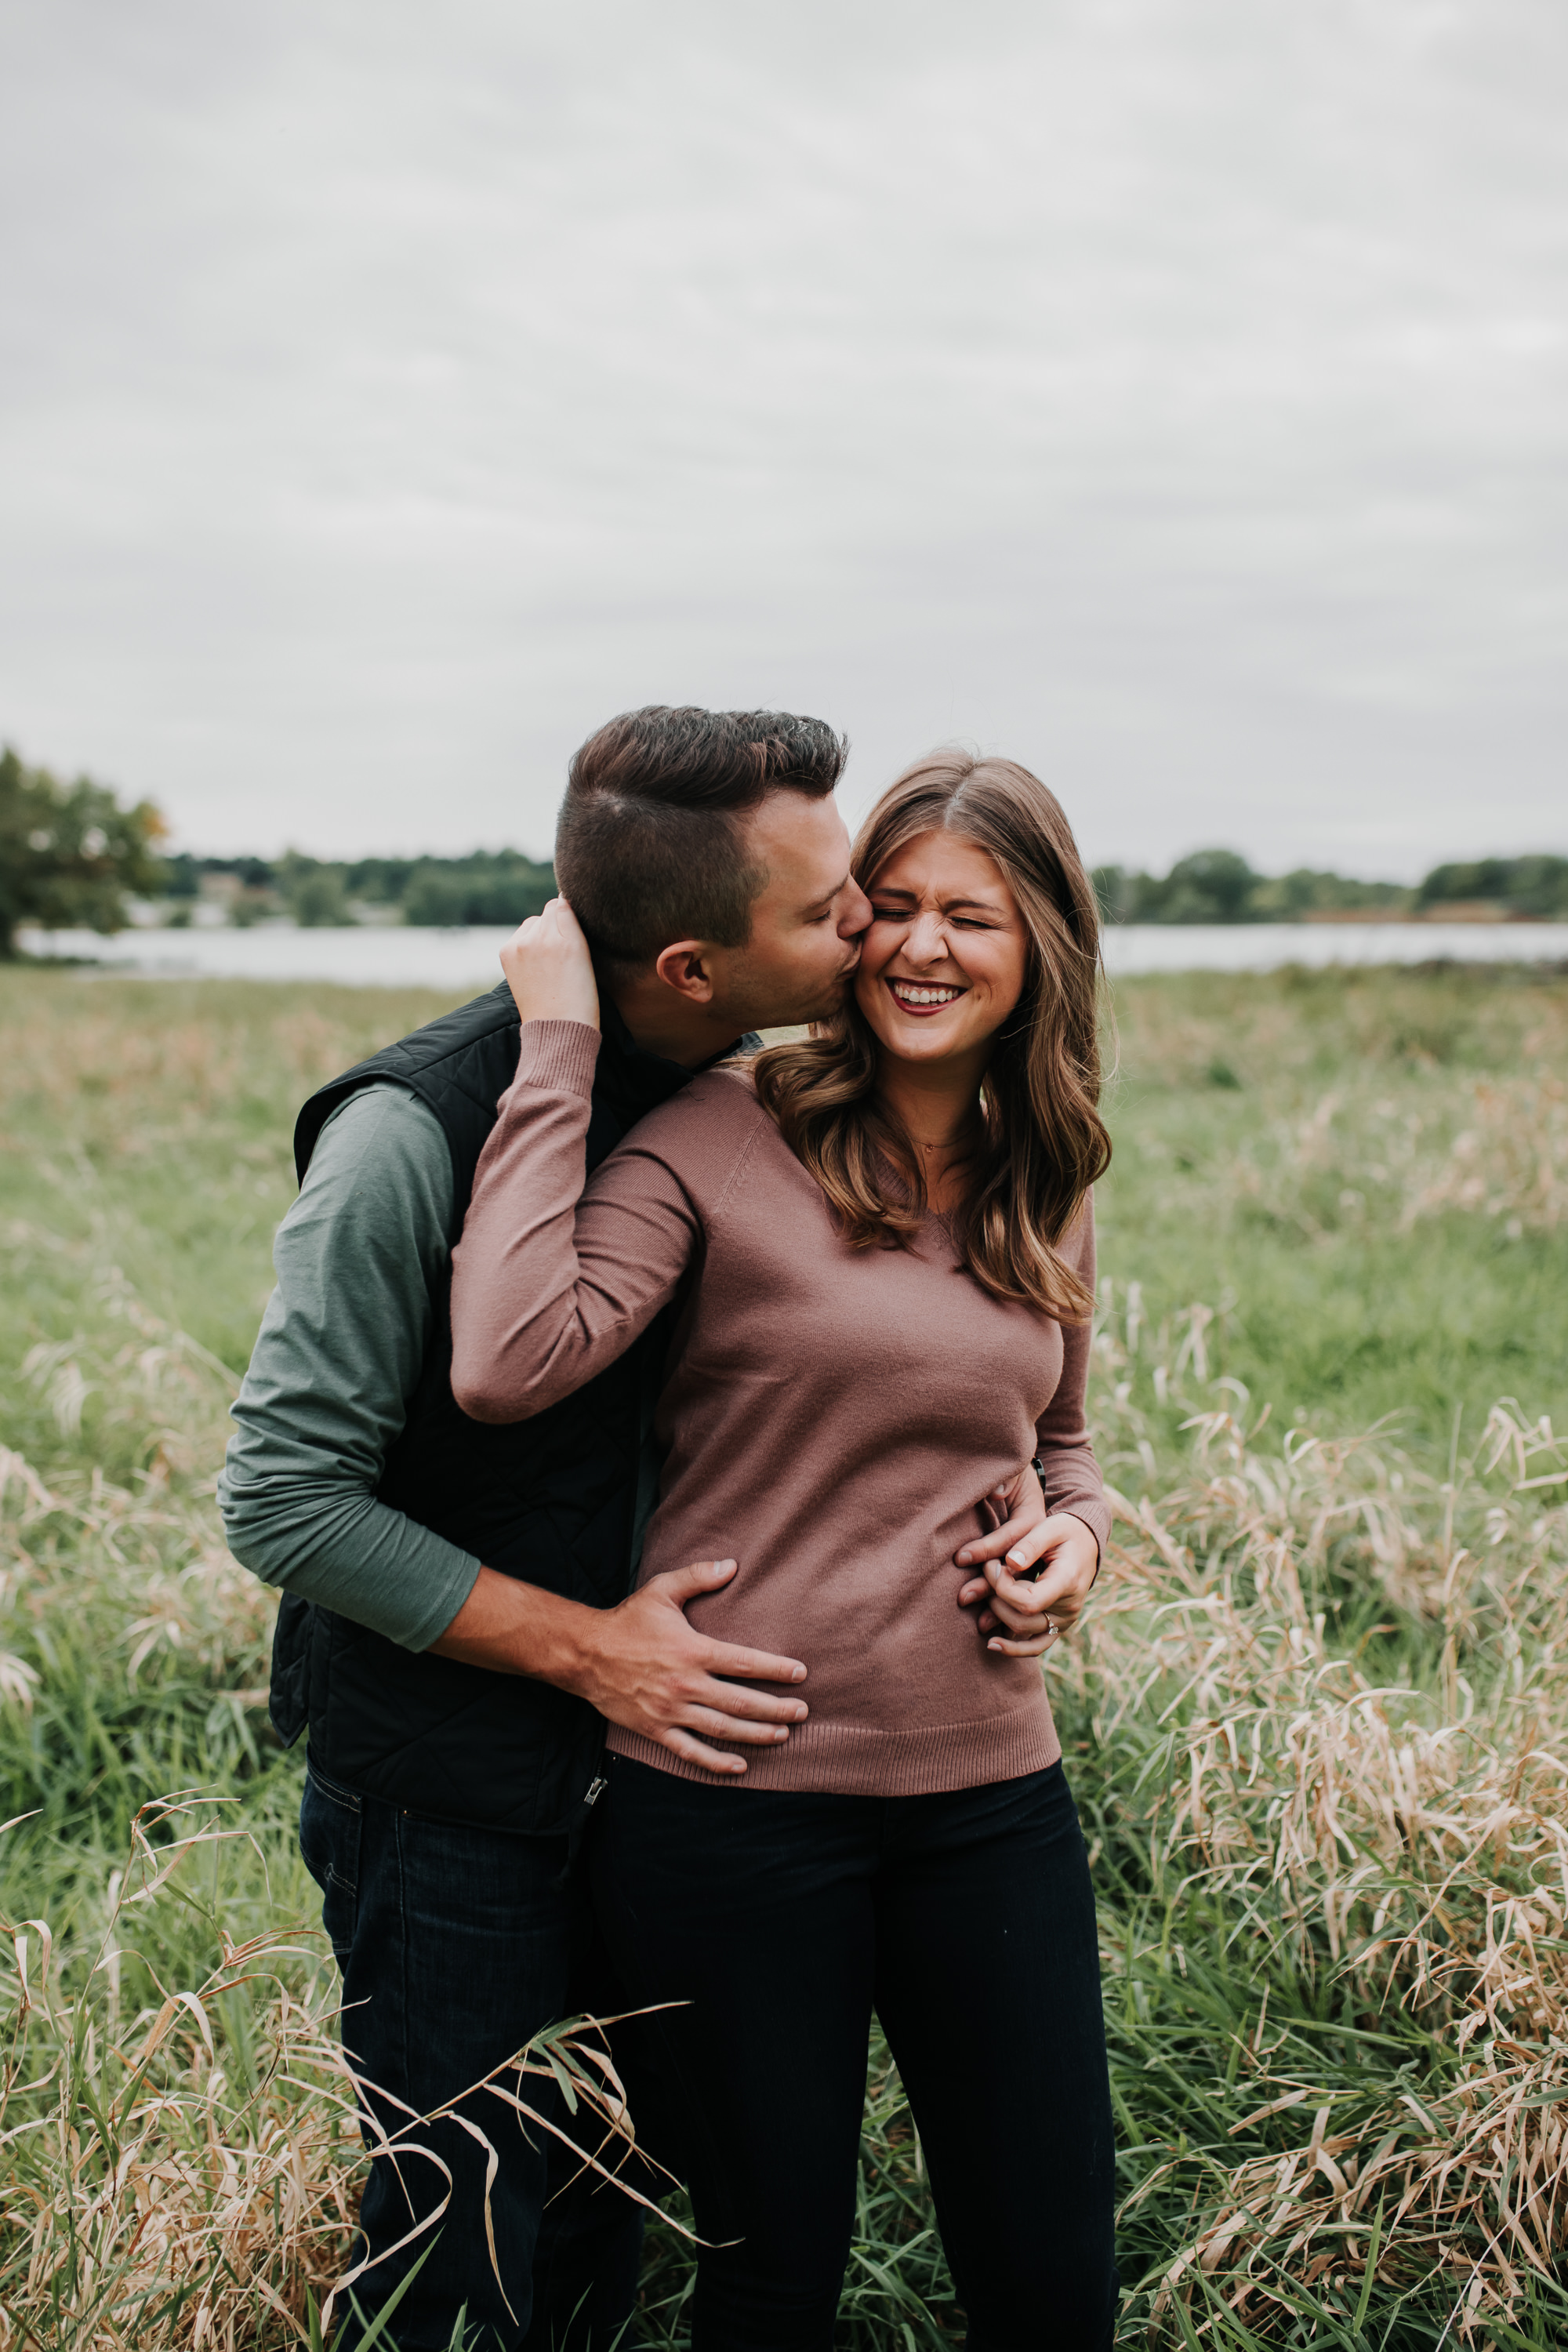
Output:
[218, 1084, 482, 1651]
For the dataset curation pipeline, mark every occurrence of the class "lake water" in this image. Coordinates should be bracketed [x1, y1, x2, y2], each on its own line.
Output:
[18, 920, 1568, 989]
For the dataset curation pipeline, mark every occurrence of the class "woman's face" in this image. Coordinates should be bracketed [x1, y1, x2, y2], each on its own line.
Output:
[855, 830, 1030, 1069]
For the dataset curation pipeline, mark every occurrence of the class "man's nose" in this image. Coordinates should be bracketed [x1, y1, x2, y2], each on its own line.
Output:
[839, 880, 874, 937]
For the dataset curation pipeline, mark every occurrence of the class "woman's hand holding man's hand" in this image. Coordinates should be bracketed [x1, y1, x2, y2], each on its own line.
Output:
[500, 896, 601, 1032]
[971, 1515, 1100, 1656]
[954, 1465, 1100, 1657]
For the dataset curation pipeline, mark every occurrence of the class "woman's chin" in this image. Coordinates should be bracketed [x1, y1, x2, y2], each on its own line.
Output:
[857, 989, 982, 1064]
[880, 1024, 968, 1065]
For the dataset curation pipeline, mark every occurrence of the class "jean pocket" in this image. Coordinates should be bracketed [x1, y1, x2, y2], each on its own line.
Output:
[300, 1760, 362, 1976]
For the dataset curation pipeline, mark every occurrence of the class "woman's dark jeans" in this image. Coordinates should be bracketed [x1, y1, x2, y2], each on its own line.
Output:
[299, 1758, 644, 2352]
[590, 1755, 1119, 2352]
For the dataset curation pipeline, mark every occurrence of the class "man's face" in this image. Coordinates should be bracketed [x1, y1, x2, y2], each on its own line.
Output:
[704, 791, 871, 1032]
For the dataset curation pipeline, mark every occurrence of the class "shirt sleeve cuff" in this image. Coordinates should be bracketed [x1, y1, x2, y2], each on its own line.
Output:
[517, 1018, 601, 1098]
[1060, 1502, 1109, 1563]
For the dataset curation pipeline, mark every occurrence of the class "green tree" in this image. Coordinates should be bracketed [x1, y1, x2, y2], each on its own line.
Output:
[1417, 855, 1568, 917]
[0, 746, 166, 958]
[1158, 848, 1258, 924]
[402, 853, 555, 927]
[292, 869, 350, 927]
[277, 852, 351, 927]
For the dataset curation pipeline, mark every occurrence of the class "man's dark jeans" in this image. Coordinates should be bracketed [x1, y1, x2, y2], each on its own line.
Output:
[300, 1757, 644, 2352]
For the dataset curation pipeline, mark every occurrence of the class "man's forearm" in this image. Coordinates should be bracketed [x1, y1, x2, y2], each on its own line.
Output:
[427, 1558, 812, 1780]
[426, 1563, 599, 1692]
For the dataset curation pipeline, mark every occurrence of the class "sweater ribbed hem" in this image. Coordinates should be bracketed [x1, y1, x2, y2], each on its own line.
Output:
[517, 1018, 601, 1098]
[608, 1697, 1061, 1796]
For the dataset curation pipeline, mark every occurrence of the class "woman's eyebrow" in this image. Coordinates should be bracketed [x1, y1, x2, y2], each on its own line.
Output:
[871, 887, 1005, 915]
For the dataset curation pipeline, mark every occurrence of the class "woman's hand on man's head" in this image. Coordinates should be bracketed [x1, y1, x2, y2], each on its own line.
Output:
[499, 896, 601, 1033]
[954, 1471, 1100, 1657]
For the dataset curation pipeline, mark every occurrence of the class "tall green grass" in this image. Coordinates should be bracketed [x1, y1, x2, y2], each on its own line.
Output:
[2, 961, 1565, 2347]
[1094, 961, 1566, 1453]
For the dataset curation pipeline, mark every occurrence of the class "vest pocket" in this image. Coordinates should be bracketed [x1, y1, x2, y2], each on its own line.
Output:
[267, 1593, 312, 1747]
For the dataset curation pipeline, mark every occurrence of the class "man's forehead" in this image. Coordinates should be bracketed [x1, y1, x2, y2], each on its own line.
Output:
[746, 791, 847, 866]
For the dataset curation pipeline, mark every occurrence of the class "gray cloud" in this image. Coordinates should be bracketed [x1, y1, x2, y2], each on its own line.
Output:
[2, 0, 1564, 872]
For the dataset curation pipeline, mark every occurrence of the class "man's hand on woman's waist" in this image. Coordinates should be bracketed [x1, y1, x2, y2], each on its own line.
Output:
[428, 1556, 808, 1777]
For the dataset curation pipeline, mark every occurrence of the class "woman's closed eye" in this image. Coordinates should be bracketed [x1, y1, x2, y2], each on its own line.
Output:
[870, 906, 993, 930]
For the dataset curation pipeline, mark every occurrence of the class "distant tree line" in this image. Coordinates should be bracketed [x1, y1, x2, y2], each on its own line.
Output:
[6, 741, 1567, 953]
[158, 848, 557, 928]
[1410, 857, 1568, 920]
[1091, 848, 1568, 924]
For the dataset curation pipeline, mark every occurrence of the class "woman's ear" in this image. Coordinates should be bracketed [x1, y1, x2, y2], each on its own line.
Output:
[653, 940, 716, 1005]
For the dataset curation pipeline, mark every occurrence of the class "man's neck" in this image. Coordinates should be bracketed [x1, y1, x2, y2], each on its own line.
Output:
[606, 970, 743, 1069]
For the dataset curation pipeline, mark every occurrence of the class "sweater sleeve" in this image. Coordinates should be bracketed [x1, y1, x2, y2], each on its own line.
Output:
[450, 1018, 704, 1423]
[1035, 1196, 1110, 1562]
[217, 1083, 482, 1650]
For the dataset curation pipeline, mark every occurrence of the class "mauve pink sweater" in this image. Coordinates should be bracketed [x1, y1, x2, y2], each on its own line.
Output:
[449, 1020, 1109, 1795]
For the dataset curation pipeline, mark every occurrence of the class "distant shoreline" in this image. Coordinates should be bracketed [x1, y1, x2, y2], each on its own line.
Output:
[1254, 904, 1553, 927]
[16, 919, 1568, 989]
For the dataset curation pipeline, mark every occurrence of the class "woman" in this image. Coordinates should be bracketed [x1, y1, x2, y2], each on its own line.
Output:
[451, 753, 1119, 2350]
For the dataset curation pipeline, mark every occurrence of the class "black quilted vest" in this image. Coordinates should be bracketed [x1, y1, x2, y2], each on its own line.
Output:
[268, 982, 727, 1835]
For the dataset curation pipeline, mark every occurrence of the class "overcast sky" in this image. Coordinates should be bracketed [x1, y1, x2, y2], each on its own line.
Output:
[2, 0, 1564, 874]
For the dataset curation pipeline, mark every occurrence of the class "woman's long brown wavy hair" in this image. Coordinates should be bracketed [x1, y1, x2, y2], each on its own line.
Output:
[752, 751, 1111, 1322]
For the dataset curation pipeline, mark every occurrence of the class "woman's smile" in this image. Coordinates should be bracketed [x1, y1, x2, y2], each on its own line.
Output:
[884, 977, 968, 1014]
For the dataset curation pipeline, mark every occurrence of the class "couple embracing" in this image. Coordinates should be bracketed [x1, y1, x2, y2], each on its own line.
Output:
[222, 706, 1119, 2352]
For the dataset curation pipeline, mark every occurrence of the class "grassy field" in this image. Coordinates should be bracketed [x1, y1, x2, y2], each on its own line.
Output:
[1, 959, 1565, 2348]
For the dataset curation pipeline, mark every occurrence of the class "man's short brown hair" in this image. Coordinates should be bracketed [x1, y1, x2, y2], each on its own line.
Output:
[554, 706, 848, 972]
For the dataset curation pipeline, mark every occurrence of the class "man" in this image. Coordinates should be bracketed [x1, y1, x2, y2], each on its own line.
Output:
[220, 707, 874, 2350]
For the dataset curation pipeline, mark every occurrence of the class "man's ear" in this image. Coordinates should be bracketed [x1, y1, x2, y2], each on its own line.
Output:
[652, 940, 717, 1005]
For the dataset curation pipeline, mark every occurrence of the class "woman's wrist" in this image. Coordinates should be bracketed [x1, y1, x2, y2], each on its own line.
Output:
[517, 1018, 601, 1098]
